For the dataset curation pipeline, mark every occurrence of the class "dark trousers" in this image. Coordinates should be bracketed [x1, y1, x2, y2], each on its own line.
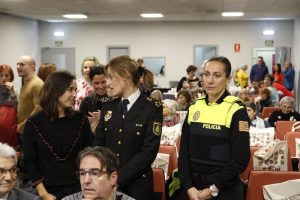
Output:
[193, 174, 244, 200]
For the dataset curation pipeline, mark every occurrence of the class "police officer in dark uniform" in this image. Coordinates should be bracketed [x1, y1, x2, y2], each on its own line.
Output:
[94, 55, 163, 200]
[178, 56, 250, 200]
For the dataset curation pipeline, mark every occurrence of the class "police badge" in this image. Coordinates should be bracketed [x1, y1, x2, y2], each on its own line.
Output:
[104, 111, 112, 121]
[153, 122, 162, 135]
[193, 111, 200, 121]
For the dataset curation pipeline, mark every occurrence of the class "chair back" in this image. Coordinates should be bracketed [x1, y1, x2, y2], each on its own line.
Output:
[153, 168, 166, 200]
[286, 131, 300, 158]
[159, 145, 178, 178]
[261, 107, 280, 119]
[275, 121, 299, 140]
[246, 171, 300, 200]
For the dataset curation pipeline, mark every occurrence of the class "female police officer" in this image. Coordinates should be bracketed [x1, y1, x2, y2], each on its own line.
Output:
[178, 56, 250, 200]
[94, 55, 163, 200]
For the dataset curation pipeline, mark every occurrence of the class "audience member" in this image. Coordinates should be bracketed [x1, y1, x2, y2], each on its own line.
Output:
[16, 55, 44, 134]
[162, 99, 178, 127]
[0, 142, 41, 200]
[37, 63, 57, 82]
[0, 65, 18, 147]
[273, 81, 294, 99]
[237, 64, 249, 88]
[238, 88, 250, 103]
[80, 65, 107, 134]
[245, 102, 271, 128]
[264, 74, 279, 106]
[273, 63, 284, 85]
[94, 55, 162, 200]
[137, 58, 144, 67]
[283, 61, 295, 91]
[176, 65, 199, 92]
[176, 90, 192, 111]
[250, 56, 269, 82]
[268, 96, 300, 127]
[150, 89, 163, 101]
[178, 56, 250, 200]
[256, 87, 274, 114]
[249, 79, 259, 95]
[75, 56, 100, 110]
[232, 67, 240, 86]
[62, 146, 135, 200]
[23, 71, 93, 200]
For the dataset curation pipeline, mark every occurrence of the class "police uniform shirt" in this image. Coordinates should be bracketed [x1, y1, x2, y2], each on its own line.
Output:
[93, 89, 163, 199]
[178, 90, 250, 192]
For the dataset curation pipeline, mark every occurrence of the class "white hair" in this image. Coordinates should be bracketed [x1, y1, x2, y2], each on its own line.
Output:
[163, 99, 177, 115]
[0, 142, 17, 162]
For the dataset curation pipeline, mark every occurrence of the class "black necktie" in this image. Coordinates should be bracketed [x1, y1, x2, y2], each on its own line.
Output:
[121, 99, 129, 116]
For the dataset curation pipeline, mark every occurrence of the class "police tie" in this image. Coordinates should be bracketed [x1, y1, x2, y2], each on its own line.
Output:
[121, 99, 129, 116]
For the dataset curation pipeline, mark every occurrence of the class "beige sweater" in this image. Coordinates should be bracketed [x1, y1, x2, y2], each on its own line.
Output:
[17, 75, 43, 132]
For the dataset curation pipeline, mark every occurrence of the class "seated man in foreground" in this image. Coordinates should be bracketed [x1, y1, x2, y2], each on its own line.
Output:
[62, 146, 135, 200]
[0, 142, 40, 200]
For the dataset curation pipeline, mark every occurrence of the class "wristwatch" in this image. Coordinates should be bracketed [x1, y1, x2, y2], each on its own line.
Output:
[209, 184, 219, 197]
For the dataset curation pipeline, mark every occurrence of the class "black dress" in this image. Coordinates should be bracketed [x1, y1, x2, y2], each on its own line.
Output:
[23, 111, 93, 199]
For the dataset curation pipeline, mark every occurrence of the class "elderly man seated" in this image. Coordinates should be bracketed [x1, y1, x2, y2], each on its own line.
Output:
[62, 146, 135, 200]
[0, 142, 40, 200]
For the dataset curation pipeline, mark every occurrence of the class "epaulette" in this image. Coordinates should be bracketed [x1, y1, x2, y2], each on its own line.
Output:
[147, 97, 163, 108]
[101, 96, 119, 103]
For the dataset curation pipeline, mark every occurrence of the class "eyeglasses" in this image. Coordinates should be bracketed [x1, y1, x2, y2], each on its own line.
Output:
[77, 168, 107, 179]
[0, 166, 18, 177]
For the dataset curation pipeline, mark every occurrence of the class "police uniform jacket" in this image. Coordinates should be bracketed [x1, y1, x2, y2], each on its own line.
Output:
[94, 93, 162, 199]
[178, 90, 250, 192]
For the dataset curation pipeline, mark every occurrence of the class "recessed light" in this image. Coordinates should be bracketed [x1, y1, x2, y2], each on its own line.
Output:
[222, 12, 244, 17]
[263, 30, 275, 36]
[140, 13, 164, 18]
[62, 14, 88, 19]
[54, 31, 64, 37]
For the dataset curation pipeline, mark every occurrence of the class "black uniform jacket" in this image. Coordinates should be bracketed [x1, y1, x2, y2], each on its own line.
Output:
[93, 94, 163, 198]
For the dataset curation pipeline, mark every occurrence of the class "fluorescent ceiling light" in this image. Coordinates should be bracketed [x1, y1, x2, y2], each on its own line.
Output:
[263, 30, 275, 36]
[54, 31, 64, 37]
[140, 13, 164, 18]
[62, 14, 87, 19]
[222, 12, 244, 17]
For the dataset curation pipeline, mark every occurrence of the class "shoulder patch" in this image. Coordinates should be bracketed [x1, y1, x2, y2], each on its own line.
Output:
[101, 96, 119, 103]
[147, 97, 163, 108]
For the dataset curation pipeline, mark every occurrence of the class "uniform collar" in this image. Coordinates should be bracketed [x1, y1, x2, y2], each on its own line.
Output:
[122, 89, 141, 111]
[205, 90, 230, 105]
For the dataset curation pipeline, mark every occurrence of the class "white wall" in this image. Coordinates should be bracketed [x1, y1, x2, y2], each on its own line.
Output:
[39, 20, 294, 87]
[0, 14, 39, 91]
[293, 17, 300, 111]
[0, 15, 295, 91]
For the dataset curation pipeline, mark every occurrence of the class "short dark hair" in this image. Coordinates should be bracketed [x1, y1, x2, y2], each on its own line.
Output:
[89, 65, 106, 81]
[40, 71, 75, 120]
[206, 56, 232, 77]
[244, 102, 257, 112]
[186, 65, 197, 73]
[78, 146, 119, 176]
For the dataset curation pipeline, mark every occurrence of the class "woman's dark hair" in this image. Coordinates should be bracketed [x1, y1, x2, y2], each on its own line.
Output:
[78, 146, 118, 176]
[89, 64, 106, 81]
[206, 56, 232, 77]
[107, 55, 154, 90]
[39, 71, 75, 120]
[275, 63, 281, 73]
[264, 74, 274, 84]
[186, 65, 197, 73]
[177, 90, 192, 104]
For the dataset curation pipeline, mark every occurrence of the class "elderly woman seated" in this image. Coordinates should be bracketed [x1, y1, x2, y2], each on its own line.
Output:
[268, 96, 300, 127]
[162, 99, 179, 127]
[245, 102, 271, 128]
[150, 89, 163, 101]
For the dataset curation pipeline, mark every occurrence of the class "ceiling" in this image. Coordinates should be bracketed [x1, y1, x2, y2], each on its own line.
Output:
[0, 0, 300, 22]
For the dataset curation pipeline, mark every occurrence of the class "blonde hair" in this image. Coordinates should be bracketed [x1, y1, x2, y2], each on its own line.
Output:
[107, 55, 154, 90]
